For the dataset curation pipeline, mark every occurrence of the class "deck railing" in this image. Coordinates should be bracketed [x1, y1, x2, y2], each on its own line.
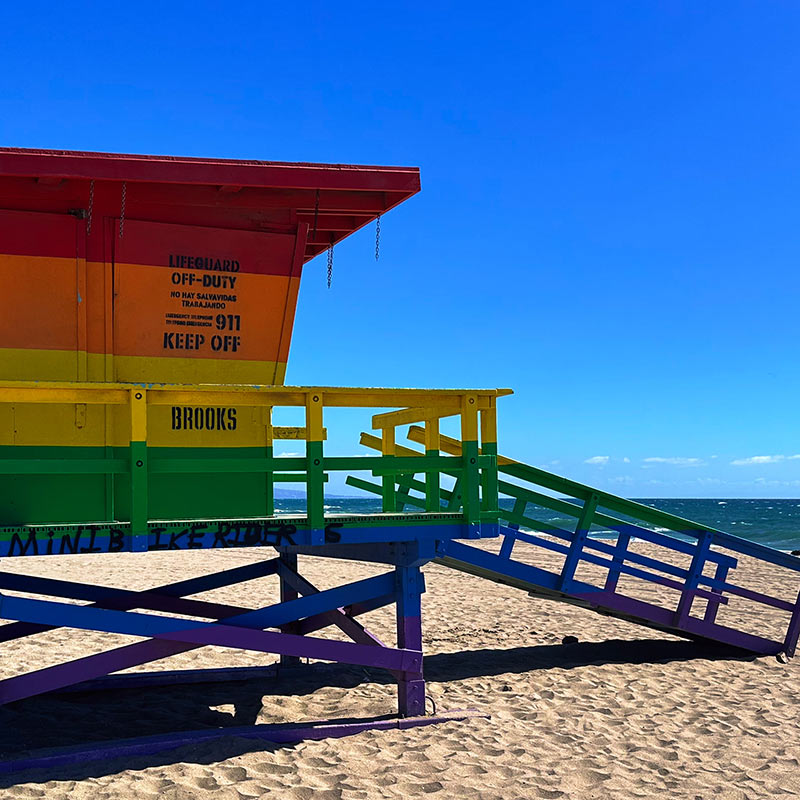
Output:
[0, 381, 508, 546]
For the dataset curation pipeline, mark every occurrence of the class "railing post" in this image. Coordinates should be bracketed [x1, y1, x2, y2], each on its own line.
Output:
[558, 493, 599, 591]
[305, 392, 325, 545]
[499, 496, 526, 559]
[129, 388, 148, 552]
[604, 528, 631, 593]
[480, 404, 499, 521]
[461, 394, 480, 533]
[424, 417, 440, 513]
[505, 497, 527, 529]
[381, 426, 397, 513]
[446, 477, 463, 512]
[674, 530, 712, 627]
[265, 406, 275, 517]
[499, 530, 517, 560]
[703, 560, 730, 624]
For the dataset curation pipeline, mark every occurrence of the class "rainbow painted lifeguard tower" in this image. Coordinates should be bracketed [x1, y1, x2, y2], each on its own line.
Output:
[0, 148, 798, 771]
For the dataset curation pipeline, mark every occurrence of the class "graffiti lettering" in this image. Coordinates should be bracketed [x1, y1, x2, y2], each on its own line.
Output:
[2, 521, 303, 558]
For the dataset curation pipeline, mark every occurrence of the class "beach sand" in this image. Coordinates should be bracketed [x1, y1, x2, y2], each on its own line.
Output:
[0, 542, 798, 799]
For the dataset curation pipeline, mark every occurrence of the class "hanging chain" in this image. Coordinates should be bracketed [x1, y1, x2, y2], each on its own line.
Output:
[313, 188, 320, 241]
[118, 181, 127, 239]
[86, 179, 95, 235]
[375, 213, 381, 261]
[327, 235, 334, 288]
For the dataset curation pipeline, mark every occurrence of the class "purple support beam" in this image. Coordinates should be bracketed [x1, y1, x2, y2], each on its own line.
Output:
[784, 589, 800, 658]
[0, 565, 414, 704]
[54, 664, 286, 694]
[0, 594, 421, 704]
[0, 638, 199, 704]
[0, 710, 486, 777]
[278, 562, 390, 648]
[0, 558, 277, 644]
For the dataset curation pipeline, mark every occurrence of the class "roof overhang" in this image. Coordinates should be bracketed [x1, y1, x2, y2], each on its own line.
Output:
[0, 147, 420, 262]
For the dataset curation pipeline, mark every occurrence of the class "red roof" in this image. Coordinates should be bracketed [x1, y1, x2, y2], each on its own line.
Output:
[0, 147, 420, 262]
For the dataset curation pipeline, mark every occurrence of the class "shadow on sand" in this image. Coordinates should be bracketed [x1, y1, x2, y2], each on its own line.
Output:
[0, 637, 755, 786]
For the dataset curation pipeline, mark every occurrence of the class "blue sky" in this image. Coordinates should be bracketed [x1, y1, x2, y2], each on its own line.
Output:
[2, 2, 799, 497]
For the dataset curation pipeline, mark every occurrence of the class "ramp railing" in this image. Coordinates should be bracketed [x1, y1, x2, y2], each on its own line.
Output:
[349, 427, 800, 657]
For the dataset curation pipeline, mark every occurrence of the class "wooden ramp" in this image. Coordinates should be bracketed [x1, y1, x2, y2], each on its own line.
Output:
[350, 428, 800, 658]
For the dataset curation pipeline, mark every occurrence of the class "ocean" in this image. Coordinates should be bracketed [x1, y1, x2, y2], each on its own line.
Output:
[273, 497, 800, 552]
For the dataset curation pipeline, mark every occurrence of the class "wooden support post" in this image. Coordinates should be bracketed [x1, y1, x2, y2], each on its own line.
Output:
[395, 563, 425, 717]
[279, 552, 301, 668]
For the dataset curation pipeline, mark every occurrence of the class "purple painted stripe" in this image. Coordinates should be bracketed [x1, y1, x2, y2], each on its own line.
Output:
[400, 616, 423, 654]
[0, 710, 485, 777]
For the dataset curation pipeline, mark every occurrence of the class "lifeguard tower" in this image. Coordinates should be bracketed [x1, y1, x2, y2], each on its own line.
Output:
[0, 148, 797, 772]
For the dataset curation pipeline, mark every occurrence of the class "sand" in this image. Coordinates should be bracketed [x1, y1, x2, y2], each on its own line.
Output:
[0, 541, 798, 799]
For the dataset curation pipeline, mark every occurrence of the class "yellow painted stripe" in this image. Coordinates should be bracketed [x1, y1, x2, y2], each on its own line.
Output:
[113, 354, 287, 384]
[0, 348, 107, 381]
[0, 347, 286, 385]
[2, 404, 274, 448]
[130, 388, 147, 442]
